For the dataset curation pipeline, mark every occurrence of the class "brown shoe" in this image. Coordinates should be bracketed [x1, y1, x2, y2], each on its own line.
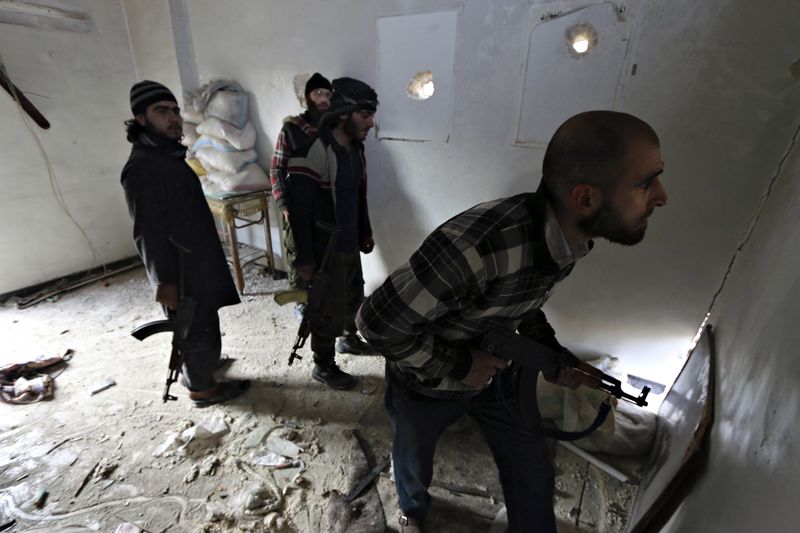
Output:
[399, 515, 422, 533]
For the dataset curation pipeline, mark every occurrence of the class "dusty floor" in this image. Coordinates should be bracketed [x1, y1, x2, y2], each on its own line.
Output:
[0, 265, 639, 532]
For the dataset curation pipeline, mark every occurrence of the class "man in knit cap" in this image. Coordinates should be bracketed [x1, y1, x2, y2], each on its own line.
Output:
[121, 80, 250, 406]
[286, 76, 378, 390]
[270, 73, 333, 321]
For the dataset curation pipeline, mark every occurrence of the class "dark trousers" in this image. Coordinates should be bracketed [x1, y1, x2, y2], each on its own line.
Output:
[174, 306, 221, 391]
[309, 250, 364, 366]
[384, 368, 556, 533]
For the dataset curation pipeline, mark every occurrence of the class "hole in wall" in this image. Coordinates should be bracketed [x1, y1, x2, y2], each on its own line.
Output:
[406, 70, 435, 100]
[565, 23, 598, 58]
[293, 73, 311, 108]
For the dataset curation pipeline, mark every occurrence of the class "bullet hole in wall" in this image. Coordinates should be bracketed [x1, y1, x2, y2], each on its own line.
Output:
[406, 70, 435, 101]
[565, 23, 598, 58]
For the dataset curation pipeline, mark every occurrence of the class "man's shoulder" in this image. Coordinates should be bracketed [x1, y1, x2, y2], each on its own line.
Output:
[122, 146, 186, 184]
[290, 129, 331, 159]
[452, 194, 534, 228]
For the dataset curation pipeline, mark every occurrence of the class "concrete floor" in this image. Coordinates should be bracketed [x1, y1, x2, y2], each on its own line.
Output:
[0, 265, 640, 532]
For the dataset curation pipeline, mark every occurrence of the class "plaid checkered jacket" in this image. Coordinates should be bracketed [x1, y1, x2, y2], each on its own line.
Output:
[356, 190, 583, 399]
[269, 112, 318, 211]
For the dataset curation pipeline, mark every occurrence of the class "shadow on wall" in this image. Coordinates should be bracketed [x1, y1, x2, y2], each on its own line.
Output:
[366, 139, 427, 285]
[244, 90, 273, 170]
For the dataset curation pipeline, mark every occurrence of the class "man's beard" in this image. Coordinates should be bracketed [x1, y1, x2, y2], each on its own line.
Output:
[343, 115, 362, 141]
[144, 119, 182, 142]
[579, 202, 648, 246]
[307, 100, 326, 120]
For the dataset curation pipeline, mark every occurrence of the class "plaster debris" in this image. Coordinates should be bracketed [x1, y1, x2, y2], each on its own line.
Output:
[153, 416, 230, 457]
[237, 483, 281, 516]
[90, 377, 116, 395]
[264, 435, 303, 458]
[184, 464, 199, 484]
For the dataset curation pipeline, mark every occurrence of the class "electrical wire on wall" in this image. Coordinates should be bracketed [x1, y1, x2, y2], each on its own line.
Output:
[0, 49, 99, 268]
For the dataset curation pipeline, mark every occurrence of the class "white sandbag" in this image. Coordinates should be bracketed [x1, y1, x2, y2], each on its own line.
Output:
[181, 123, 199, 150]
[195, 147, 257, 174]
[204, 81, 248, 128]
[192, 134, 238, 153]
[198, 174, 224, 197]
[197, 117, 256, 150]
[181, 108, 204, 124]
[207, 163, 269, 192]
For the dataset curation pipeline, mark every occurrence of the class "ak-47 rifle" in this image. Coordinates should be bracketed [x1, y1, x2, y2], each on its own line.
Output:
[288, 221, 338, 366]
[481, 329, 650, 439]
[130, 244, 196, 402]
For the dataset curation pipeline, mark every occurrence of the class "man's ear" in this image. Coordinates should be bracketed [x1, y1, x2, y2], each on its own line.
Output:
[135, 114, 147, 127]
[570, 184, 601, 215]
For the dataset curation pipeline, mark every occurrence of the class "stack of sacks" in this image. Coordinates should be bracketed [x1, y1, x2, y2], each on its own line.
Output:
[181, 92, 205, 175]
[184, 80, 269, 194]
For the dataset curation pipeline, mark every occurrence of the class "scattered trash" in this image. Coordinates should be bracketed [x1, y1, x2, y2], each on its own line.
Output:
[251, 450, 298, 469]
[15, 474, 28, 482]
[264, 435, 302, 458]
[90, 377, 116, 396]
[0, 350, 73, 404]
[32, 489, 48, 509]
[1, 375, 53, 404]
[60, 329, 70, 335]
[234, 459, 284, 516]
[243, 426, 272, 449]
[153, 416, 230, 457]
[237, 483, 281, 516]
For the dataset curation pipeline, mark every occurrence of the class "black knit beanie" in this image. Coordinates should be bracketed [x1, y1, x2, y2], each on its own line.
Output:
[304, 72, 332, 99]
[130, 80, 177, 116]
[321, 77, 379, 126]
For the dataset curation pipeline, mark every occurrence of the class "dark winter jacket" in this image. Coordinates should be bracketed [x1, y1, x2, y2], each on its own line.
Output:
[121, 137, 239, 312]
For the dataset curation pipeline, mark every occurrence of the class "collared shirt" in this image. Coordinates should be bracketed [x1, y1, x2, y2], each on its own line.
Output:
[543, 201, 590, 270]
[356, 191, 588, 399]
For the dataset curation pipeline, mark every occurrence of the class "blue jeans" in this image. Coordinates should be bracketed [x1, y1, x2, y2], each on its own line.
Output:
[385, 368, 556, 533]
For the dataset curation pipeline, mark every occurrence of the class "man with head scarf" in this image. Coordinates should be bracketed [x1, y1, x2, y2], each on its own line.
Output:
[270, 73, 332, 320]
[286, 77, 379, 390]
[121, 80, 250, 407]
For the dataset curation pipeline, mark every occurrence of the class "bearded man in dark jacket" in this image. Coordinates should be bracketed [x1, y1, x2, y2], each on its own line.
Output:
[121, 80, 250, 407]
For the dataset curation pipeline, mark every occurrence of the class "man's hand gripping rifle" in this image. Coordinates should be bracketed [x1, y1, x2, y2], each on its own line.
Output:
[481, 329, 649, 439]
[288, 221, 338, 366]
[482, 329, 650, 406]
[130, 243, 196, 402]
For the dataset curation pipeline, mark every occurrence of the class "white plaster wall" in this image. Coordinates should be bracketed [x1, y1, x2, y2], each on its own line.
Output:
[122, 0, 181, 93]
[177, 0, 800, 391]
[0, 0, 139, 293]
[658, 119, 800, 532]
